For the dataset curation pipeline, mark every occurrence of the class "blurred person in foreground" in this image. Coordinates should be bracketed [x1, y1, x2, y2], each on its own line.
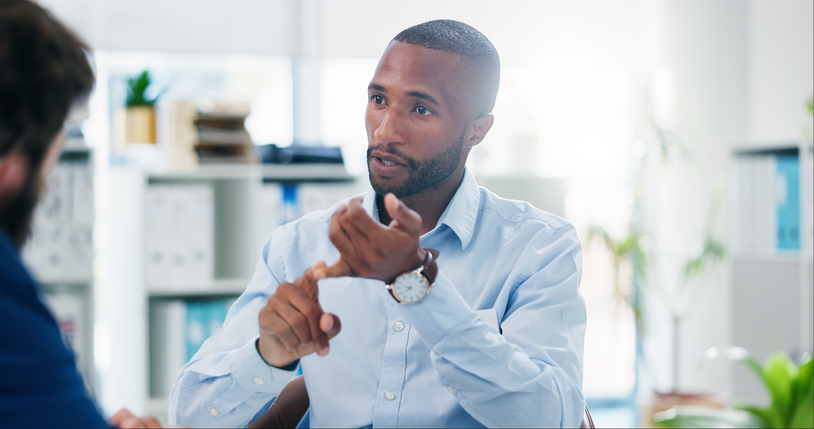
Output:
[171, 19, 587, 428]
[0, 1, 162, 427]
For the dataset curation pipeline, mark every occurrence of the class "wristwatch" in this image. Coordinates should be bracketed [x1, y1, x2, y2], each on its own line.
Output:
[386, 249, 439, 304]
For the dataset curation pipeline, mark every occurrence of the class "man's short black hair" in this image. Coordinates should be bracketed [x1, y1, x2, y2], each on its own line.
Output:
[393, 19, 500, 116]
[0, 0, 95, 164]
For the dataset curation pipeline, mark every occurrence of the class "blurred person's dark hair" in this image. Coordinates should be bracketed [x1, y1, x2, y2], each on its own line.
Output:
[0, 0, 94, 248]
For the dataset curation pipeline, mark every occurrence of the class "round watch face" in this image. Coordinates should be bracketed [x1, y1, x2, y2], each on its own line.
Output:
[392, 272, 429, 304]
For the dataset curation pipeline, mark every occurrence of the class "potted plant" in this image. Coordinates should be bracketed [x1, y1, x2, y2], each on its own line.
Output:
[654, 349, 814, 428]
[587, 119, 728, 424]
[123, 70, 158, 144]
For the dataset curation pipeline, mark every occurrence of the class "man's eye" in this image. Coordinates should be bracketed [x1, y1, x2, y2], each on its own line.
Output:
[415, 105, 432, 116]
[372, 95, 384, 105]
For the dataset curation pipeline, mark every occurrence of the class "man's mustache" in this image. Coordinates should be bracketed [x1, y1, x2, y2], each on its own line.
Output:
[367, 145, 419, 171]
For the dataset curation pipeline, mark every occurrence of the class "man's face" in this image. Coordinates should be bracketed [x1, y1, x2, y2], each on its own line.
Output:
[0, 130, 64, 249]
[365, 42, 475, 198]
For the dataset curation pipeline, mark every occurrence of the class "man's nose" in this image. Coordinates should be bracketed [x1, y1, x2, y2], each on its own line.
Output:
[372, 110, 406, 144]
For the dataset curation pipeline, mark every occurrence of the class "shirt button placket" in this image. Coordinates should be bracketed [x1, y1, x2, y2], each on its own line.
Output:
[373, 300, 410, 427]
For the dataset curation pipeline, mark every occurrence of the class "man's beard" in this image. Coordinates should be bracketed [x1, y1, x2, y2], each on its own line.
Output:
[0, 169, 41, 251]
[367, 133, 465, 198]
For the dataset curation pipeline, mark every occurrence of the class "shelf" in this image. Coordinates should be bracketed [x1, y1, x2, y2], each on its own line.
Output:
[731, 252, 808, 263]
[103, 164, 365, 417]
[147, 164, 262, 181]
[142, 163, 355, 182]
[262, 163, 354, 182]
[730, 141, 813, 405]
[35, 276, 94, 286]
[147, 278, 250, 299]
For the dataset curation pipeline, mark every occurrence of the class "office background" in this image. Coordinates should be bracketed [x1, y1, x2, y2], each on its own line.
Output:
[24, 0, 814, 427]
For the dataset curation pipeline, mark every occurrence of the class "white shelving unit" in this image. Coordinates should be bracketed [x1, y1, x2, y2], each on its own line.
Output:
[99, 163, 361, 423]
[22, 148, 96, 397]
[729, 141, 813, 405]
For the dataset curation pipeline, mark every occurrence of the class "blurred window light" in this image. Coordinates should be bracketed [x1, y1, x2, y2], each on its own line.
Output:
[320, 58, 379, 176]
[478, 65, 642, 186]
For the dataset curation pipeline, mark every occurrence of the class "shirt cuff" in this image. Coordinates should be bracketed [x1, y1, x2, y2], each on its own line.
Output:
[397, 270, 478, 346]
[230, 336, 297, 395]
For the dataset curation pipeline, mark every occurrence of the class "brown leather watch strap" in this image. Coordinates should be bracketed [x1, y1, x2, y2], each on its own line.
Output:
[421, 248, 439, 284]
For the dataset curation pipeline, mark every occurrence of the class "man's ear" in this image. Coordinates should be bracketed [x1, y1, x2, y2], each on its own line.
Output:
[0, 151, 29, 206]
[464, 114, 494, 148]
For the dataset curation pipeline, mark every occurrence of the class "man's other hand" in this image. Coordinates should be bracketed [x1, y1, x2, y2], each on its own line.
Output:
[257, 264, 342, 368]
[316, 194, 426, 283]
[108, 409, 163, 428]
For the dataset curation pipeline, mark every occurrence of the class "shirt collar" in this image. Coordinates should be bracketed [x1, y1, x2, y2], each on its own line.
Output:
[364, 168, 481, 250]
[435, 168, 480, 250]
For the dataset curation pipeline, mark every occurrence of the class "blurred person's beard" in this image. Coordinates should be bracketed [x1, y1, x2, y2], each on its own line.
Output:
[0, 169, 41, 251]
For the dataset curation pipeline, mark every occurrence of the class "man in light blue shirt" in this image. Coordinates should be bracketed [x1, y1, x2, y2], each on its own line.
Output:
[169, 19, 586, 428]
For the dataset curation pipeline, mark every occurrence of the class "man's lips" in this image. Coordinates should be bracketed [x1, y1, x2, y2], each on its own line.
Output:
[369, 151, 408, 177]
[370, 151, 406, 167]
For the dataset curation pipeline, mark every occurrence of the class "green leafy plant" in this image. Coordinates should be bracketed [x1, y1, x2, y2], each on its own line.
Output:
[125, 70, 158, 107]
[586, 225, 648, 333]
[654, 351, 814, 428]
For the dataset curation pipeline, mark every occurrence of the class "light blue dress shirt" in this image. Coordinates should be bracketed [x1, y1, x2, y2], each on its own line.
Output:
[168, 169, 587, 428]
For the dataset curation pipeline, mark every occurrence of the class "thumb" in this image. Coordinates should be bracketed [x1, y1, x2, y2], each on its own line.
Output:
[384, 193, 422, 235]
[314, 258, 353, 279]
[321, 312, 342, 338]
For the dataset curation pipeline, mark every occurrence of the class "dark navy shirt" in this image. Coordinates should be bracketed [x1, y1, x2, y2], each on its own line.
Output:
[0, 230, 109, 428]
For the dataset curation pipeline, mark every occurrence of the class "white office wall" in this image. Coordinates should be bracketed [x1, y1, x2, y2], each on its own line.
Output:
[35, 0, 649, 68]
[318, 0, 648, 69]
[748, 0, 814, 143]
[643, 0, 749, 397]
[36, 0, 297, 55]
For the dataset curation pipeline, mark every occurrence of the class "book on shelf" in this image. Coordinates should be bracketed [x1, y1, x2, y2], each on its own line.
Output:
[193, 110, 258, 164]
[23, 156, 93, 281]
[808, 148, 814, 252]
[145, 184, 214, 290]
[149, 298, 236, 398]
[196, 126, 252, 145]
[733, 149, 802, 253]
[775, 155, 800, 251]
[258, 181, 362, 240]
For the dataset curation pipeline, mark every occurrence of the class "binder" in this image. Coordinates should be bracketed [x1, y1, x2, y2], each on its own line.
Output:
[145, 185, 214, 290]
[149, 300, 187, 398]
[775, 155, 800, 250]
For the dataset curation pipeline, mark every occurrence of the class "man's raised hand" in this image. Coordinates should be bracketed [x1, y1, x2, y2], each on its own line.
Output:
[315, 193, 426, 283]
[257, 263, 341, 368]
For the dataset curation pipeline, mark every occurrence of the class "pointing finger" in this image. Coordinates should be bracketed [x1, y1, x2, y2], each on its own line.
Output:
[384, 193, 423, 235]
[294, 267, 320, 301]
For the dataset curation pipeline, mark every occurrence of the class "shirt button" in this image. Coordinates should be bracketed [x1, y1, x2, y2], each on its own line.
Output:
[209, 408, 219, 417]
[384, 391, 396, 400]
[394, 322, 404, 331]
[447, 385, 456, 394]
[254, 376, 265, 385]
